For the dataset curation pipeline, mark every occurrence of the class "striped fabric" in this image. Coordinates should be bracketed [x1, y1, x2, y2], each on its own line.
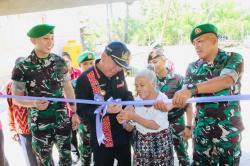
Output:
[133, 128, 174, 166]
[6, 82, 30, 135]
[87, 70, 114, 147]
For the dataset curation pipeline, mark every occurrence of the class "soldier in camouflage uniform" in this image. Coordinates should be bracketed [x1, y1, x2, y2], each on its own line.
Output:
[11, 24, 80, 166]
[173, 23, 244, 165]
[148, 49, 192, 166]
[77, 51, 96, 165]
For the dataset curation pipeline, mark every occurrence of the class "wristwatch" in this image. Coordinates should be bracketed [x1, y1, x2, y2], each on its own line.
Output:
[187, 83, 198, 96]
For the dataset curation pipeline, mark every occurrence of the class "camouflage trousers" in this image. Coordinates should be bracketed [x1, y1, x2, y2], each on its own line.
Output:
[170, 115, 190, 166]
[192, 123, 242, 166]
[78, 120, 92, 166]
[31, 122, 72, 166]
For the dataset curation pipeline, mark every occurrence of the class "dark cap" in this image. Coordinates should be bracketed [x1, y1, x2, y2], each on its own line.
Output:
[190, 23, 218, 42]
[105, 41, 131, 69]
[27, 24, 55, 38]
[147, 48, 165, 63]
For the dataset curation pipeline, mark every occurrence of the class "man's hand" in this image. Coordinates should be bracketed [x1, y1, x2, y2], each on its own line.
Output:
[116, 105, 135, 124]
[71, 114, 80, 130]
[153, 100, 173, 112]
[172, 89, 192, 107]
[11, 131, 19, 142]
[116, 108, 135, 124]
[107, 103, 122, 114]
[182, 126, 192, 140]
[116, 113, 126, 124]
[33, 100, 49, 110]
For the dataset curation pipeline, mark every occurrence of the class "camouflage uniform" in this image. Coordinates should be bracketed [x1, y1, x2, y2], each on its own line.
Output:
[71, 73, 92, 165]
[157, 71, 190, 165]
[78, 120, 91, 165]
[185, 50, 244, 165]
[11, 50, 72, 166]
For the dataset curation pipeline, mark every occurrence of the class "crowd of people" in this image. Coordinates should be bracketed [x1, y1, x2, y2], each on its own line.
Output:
[0, 22, 244, 166]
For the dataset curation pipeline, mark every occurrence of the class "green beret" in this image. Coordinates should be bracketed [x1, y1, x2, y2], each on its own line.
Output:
[27, 24, 55, 38]
[190, 23, 218, 42]
[77, 51, 95, 64]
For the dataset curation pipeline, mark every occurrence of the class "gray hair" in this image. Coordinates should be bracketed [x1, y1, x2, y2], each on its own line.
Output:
[135, 69, 159, 92]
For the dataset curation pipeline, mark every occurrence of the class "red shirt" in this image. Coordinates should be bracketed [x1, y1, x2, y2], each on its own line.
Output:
[70, 67, 81, 80]
[6, 82, 30, 135]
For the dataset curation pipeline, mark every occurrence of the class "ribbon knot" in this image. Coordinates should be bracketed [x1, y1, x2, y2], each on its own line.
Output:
[94, 94, 121, 145]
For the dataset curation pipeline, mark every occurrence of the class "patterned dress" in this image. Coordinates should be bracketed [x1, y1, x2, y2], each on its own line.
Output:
[132, 92, 174, 166]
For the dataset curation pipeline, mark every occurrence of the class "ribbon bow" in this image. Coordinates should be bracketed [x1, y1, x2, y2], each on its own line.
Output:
[94, 94, 121, 145]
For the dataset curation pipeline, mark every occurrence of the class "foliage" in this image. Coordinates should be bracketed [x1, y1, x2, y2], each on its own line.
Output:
[120, 0, 250, 45]
[86, 0, 250, 46]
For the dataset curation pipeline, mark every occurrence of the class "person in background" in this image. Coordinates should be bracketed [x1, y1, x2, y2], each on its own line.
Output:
[150, 42, 175, 73]
[62, 52, 81, 87]
[148, 48, 192, 165]
[62, 52, 81, 164]
[173, 23, 244, 165]
[78, 51, 95, 72]
[11, 24, 80, 165]
[76, 51, 96, 165]
[6, 57, 37, 166]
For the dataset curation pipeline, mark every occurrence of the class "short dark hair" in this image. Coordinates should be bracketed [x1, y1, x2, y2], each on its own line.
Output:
[62, 52, 71, 61]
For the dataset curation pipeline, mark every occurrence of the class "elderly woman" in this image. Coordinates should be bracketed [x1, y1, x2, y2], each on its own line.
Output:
[117, 69, 174, 166]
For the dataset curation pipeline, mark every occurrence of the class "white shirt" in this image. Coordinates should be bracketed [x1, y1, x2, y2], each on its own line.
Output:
[133, 92, 169, 134]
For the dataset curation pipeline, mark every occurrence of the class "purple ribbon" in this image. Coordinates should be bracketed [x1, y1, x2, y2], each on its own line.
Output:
[1, 94, 250, 105]
[1, 93, 250, 145]
[94, 94, 121, 146]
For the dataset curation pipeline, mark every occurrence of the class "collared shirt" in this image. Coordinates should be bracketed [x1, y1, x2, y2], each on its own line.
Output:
[185, 49, 244, 131]
[6, 81, 30, 135]
[11, 50, 70, 131]
[157, 70, 185, 122]
[76, 59, 133, 148]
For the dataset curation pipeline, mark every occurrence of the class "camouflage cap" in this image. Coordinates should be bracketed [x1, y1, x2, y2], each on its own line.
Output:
[77, 51, 95, 64]
[147, 48, 165, 63]
[190, 23, 218, 42]
[27, 24, 55, 38]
